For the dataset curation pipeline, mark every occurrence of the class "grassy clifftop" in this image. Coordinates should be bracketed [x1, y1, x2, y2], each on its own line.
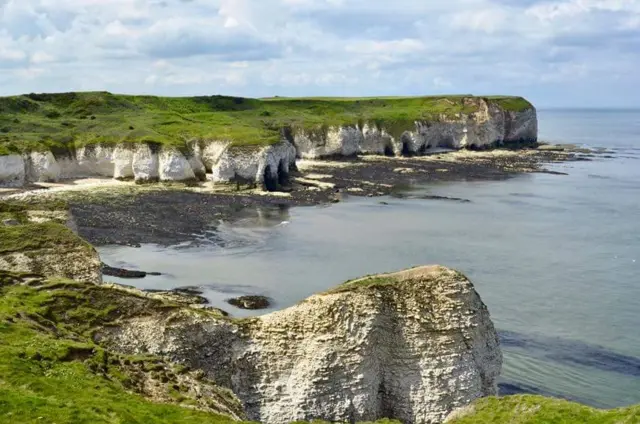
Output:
[0, 92, 533, 155]
[447, 395, 639, 423]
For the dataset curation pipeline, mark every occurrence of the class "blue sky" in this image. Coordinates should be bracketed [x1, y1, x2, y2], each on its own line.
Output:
[0, 0, 638, 107]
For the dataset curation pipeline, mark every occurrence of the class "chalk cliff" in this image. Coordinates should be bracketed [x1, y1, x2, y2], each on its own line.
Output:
[292, 99, 537, 159]
[98, 265, 502, 424]
[0, 97, 536, 188]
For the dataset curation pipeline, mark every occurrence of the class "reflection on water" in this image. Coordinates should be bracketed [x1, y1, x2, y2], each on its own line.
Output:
[99, 110, 640, 410]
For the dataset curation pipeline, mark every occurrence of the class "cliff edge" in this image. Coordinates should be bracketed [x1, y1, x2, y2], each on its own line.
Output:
[0, 93, 536, 189]
[98, 265, 501, 424]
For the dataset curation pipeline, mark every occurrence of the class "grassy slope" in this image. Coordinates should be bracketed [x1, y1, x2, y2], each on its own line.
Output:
[0, 92, 532, 155]
[0, 272, 242, 424]
[447, 396, 640, 424]
[0, 200, 92, 254]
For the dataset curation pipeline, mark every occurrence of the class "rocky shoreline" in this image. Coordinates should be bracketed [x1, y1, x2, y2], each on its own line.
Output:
[0, 140, 632, 424]
[53, 145, 593, 247]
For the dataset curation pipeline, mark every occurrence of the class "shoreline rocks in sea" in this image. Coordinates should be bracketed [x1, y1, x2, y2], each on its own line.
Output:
[226, 295, 272, 310]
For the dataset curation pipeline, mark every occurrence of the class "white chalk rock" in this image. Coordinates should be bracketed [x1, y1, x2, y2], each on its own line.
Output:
[0, 155, 26, 187]
[188, 154, 207, 180]
[113, 145, 134, 180]
[200, 141, 231, 172]
[360, 123, 395, 155]
[211, 140, 296, 189]
[159, 149, 196, 181]
[100, 265, 502, 424]
[26, 151, 61, 182]
[132, 144, 159, 182]
[72, 145, 117, 178]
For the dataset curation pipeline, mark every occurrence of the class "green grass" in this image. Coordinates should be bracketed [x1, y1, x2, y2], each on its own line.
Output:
[0, 199, 87, 254]
[0, 271, 245, 424]
[0, 222, 90, 254]
[447, 395, 640, 424]
[0, 92, 533, 155]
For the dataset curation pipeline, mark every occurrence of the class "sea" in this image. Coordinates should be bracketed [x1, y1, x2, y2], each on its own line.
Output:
[99, 109, 640, 409]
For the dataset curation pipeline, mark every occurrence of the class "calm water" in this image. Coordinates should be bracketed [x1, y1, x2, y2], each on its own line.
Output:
[99, 109, 640, 409]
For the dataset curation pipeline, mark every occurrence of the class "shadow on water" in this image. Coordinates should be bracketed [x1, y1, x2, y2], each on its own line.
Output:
[497, 381, 590, 405]
[499, 330, 640, 378]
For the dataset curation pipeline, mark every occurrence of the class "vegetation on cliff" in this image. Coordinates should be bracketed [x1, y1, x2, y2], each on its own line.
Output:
[447, 395, 639, 423]
[0, 199, 88, 254]
[0, 270, 245, 423]
[0, 92, 533, 155]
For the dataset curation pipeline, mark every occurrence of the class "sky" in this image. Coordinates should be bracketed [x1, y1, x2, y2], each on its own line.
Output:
[0, 0, 639, 108]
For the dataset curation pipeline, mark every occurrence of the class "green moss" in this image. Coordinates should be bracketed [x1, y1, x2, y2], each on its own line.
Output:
[447, 395, 640, 424]
[0, 92, 532, 154]
[0, 221, 90, 254]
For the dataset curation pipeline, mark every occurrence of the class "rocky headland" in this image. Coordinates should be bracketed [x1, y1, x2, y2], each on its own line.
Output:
[0, 202, 500, 423]
[1, 93, 537, 190]
[0, 93, 630, 424]
[1, 204, 637, 423]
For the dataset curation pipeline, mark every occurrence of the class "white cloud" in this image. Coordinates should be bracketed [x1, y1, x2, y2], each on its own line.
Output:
[30, 51, 54, 63]
[0, 0, 637, 106]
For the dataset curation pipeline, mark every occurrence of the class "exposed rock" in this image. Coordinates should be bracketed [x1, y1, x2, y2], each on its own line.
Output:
[2, 218, 20, 226]
[391, 192, 472, 203]
[113, 145, 135, 180]
[0, 154, 25, 187]
[159, 149, 196, 182]
[226, 295, 272, 310]
[210, 141, 297, 191]
[293, 99, 537, 159]
[0, 242, 102, 284]
[97, 265, 502, 424]
[0, 206, 102, 283]
[132, 144, 160, 182]
[102, 263, 150, 279]
[26, 151, 61, 182]
[143, 286, 210, 306]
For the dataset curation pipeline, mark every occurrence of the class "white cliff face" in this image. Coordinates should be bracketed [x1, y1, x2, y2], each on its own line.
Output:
[26, 151, 61, 182]
[187, 154, 207, 181]
[293, 100, 538, 158]
[294, 126, 362, 159]
[0, 144, 204, 186]
[210, 140, 296, 190]
[159, 149, 196, 181]
[132, 144, 159, 182]
[0, 155, 26, 187]
[56, 145, 117, 179]
[504, 108, 538, 144]
[98, 265, 502, 424]
[200, 141, 231, 172]
[113, 145, 135, 180]
[0, 100, 537, 187]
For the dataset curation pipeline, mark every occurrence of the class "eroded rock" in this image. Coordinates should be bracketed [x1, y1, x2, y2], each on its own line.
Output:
[97, 265, 502, 424]
[226, 295, 272, 310]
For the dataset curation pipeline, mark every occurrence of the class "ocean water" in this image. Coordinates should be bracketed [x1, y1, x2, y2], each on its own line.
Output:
[99, 109, 640, 409]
